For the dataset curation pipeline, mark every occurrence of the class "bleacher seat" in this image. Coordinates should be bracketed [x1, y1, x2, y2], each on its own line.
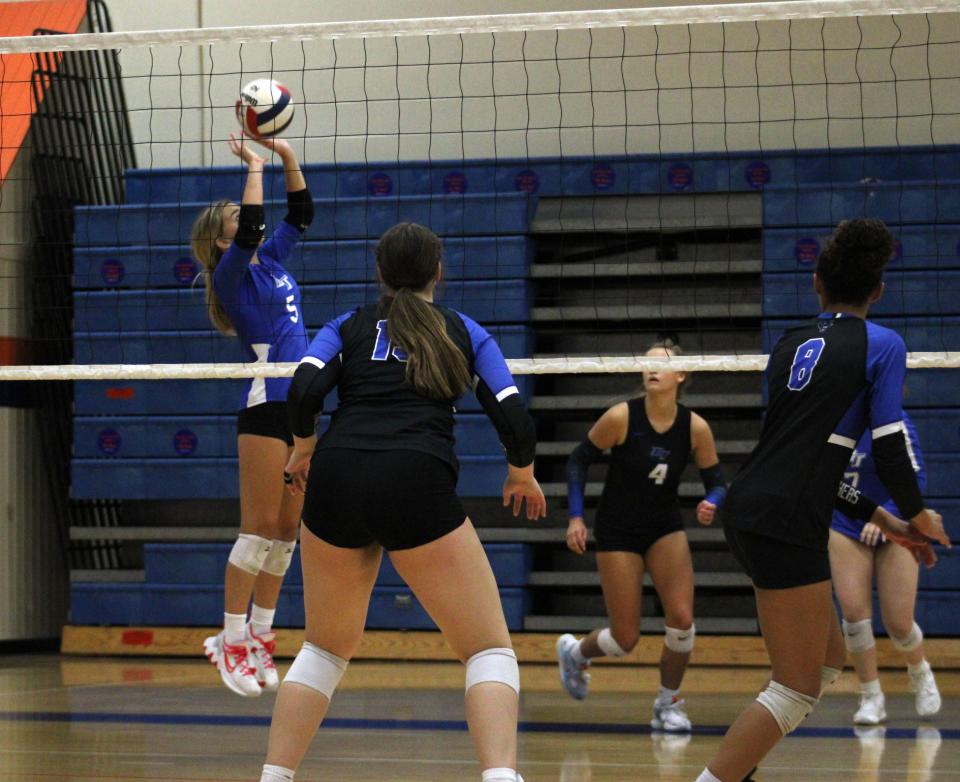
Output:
[73, 236, 533, 288]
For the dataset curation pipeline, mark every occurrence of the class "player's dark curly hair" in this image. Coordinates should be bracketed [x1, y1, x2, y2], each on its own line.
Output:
[376, 222, 471, 401]
[816, 218, 894, 306]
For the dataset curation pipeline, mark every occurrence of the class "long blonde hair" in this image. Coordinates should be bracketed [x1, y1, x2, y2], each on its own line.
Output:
[190, 199, 235, 335]
[376, 223, 471, 401]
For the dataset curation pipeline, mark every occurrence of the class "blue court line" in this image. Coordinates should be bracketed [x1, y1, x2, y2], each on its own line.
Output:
[0, 711, 956, 740]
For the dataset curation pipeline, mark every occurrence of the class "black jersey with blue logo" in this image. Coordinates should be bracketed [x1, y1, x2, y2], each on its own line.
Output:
[725, 313, 923, 549]
[595, 399, 692, 530]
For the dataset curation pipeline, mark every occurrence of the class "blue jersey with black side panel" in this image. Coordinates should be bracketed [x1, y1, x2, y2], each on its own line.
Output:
[214, 221, 308, 409]
[724, 314, 912, 548]
[831, 412, 926, 541]
[300, 302, 520, 471]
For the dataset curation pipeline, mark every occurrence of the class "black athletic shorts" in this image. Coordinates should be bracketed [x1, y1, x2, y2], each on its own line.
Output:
[237, 401, 293, 446]
[302, 448, 467, 551]
[594, 515, 685, 556]
[724, 525, 832, 590]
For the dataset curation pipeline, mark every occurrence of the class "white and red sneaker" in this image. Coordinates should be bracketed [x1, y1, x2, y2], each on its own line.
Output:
[203, 631, 261, 697]
[247, 624, 280, 692]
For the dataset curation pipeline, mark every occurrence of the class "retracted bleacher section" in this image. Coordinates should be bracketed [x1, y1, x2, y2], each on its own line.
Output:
[70, 147, 959, 638]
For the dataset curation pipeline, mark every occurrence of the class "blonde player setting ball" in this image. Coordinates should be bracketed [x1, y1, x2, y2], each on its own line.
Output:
[829, 412, 941, 725]
[258, 222, 546, 782]
[191, 133, 314, 696]
[556, 341, 726, 732]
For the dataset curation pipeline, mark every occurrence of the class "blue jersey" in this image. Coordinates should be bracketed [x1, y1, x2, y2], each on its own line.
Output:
[831, 413, 926, 541]
[214, 221, 308, 409]
[725, 314, 919, 548]
[298, 302, 521, 470]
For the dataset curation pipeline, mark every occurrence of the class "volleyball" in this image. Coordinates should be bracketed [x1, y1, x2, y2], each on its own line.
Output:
[235, 78, 294, 138]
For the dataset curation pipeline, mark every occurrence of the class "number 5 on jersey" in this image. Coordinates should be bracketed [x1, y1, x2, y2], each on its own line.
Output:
[787, 337, 825, 391]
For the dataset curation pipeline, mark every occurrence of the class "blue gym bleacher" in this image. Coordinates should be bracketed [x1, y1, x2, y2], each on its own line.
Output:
[70, 146, 959, 635]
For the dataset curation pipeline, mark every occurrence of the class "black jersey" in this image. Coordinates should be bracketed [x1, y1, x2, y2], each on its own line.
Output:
[595, 399, 692, 529]
[725, 313, 922, 549]
[288, 302, 536, 471]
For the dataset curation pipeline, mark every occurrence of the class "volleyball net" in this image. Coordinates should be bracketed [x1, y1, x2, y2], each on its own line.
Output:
[0, 0, 957, 386]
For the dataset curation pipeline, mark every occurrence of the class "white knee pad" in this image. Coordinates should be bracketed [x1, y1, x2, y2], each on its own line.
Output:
[890, 621, 923, 652]
[284, 642, 348, 699]
[228, 534, 272, 576]
[664, 624, 695, 654]
[842, 618, 876, 653]
[261, 538, 297, 577]
[820, 665, 842, 695]
[465, 648, 520, 695]
[597, 627, 629, 658]
[756, 680, 818, 736]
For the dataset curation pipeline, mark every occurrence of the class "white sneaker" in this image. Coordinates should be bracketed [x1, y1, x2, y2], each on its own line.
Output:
[854, 691, 887, 725]
[556, 634, 591, 701]
[247, 624, 280, 692]
[203, 631, 261, 697]
[910, 666, 942, 717]
[651, 696, 692, 732]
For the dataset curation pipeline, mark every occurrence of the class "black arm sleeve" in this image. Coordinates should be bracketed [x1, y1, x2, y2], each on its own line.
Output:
[283, 188, 314, 233]
[474, 380, 536, 468]
[872, 429, 925, 520]
[835, 480, 880, 522]
[236, 204, 265, 249]
[566, 438, 602, 518]
[286, 360, 340, 438]
[699, 463, 727, 507]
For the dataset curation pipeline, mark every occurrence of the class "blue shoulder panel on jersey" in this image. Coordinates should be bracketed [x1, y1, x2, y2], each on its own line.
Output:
[304, 309, 356, 365]
[212, 243, 256, 301]
[864, 320, 908, 437]
[258, 221, 301, 267]
[454, 310, 517, 397]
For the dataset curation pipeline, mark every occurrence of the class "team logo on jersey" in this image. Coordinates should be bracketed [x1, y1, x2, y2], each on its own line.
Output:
[650, 445, 671, 460]
[848, 450, 867, 468]
[273, 273, 293, 290]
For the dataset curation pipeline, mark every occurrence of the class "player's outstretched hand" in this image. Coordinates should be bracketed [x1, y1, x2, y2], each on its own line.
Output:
[696, 500, 717, 525]
[503, 464, 547, 521]
[910, 508, 950, 549]
[283, 434, 316, 496]
[566, 517, 588, 555]
[248, 135, 295, 159]
[227, 132, 266, 167]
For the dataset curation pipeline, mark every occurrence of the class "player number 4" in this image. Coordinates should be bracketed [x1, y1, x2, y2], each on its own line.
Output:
[648, 463, 669, 485]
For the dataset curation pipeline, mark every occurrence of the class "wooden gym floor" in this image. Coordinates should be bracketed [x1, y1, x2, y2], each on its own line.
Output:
[0, 653, 957, 781]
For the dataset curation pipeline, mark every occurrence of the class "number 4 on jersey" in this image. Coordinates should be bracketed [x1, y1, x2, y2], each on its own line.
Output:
[787, 337, 825, 391]
[648, 463, 669, 485]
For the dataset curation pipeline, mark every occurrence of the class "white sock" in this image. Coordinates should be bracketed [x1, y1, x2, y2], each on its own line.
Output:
[260, 764, 294, 782]
[570, 639, 588, 666]
[695, 769, 723, 782]
[250, 603, 276, 637]
[908, 659, 930, 677]
[656, 685, 680, 705]
[224, 612, 247, 645]
[481, 769, 520, 782]
[860, 678, 882, 696]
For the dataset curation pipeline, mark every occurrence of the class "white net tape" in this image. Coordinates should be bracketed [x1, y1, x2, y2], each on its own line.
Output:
[0, 0, 956, 53]
[1, 352, 956, 381]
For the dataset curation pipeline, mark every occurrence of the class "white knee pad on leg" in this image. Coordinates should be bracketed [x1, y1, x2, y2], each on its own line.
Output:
[842, 618, 876, 653]
[465, 648, 520, 694]
[261, 538, 297, 577]
[756, 681, 818, 735]
[890, 621, 923, 652]
[284, 642, 348, 699]
[597, 627, 628, 658]
[820, 665, 842, 694]
[664, 624, 695, 654]
[228, 534, 272, 576]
